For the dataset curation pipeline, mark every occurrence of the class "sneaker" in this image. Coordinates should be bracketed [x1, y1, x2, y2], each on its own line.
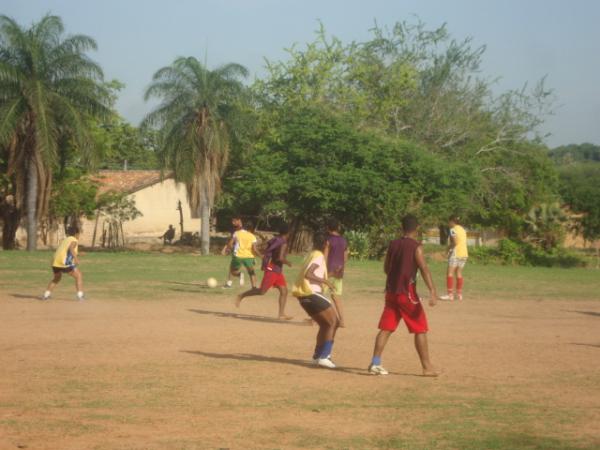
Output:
[239, 272, 245, 286]
[41, 295, 51, 301]
[440, 294, 454, 301]
[368, 364, 389, 375]
[77, 294, 86, 301]
[457, 294, 463, 301]
[222, 280, 233, 289]
[316, 358, 336, 369]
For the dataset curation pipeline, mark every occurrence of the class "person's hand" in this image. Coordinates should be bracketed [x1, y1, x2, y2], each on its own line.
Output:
[221, 247, 229, 256]
[429, 291, 438, 307]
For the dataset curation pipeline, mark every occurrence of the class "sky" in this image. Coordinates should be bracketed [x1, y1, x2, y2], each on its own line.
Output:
[3, 0, 600, 147]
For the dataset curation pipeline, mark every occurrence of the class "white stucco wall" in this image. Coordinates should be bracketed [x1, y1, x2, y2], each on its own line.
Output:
[78, 179, 201, 246]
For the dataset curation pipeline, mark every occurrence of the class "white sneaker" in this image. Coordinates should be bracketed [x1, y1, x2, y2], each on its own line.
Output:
[223, 280, 233, 289]
[368, 364, 389, 375]
[239, 272, 245, 286]
[440, 294, 454, 301]
[41, 294, 51, 301]
[316, 358, 336, 369]
[77, 294, 86, 301]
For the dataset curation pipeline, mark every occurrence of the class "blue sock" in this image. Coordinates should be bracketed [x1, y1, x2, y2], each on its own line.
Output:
[319, 340, 334, 359]
[312, 344, 322, 360]
[371, 356, 381, 366]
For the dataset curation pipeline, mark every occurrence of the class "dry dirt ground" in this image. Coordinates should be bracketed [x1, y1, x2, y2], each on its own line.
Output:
[1, 272, 600, 449]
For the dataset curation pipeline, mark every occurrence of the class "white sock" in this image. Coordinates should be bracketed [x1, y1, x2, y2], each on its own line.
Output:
[77, 291, 84, 299]
[43, 290, 51, 298]
[226, 280, 232, 287]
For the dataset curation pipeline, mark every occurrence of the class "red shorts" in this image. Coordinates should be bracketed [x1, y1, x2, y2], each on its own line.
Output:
[378, 292, 428, 334]
[260, 270, 286, 291]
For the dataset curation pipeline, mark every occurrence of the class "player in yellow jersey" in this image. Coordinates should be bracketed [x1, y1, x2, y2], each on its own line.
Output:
[42, 226, 85, 301]
[441, 216, 468, 301]
[221, 216, 262, 289]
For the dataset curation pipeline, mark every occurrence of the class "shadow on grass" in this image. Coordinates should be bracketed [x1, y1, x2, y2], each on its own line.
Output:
[188, 308, 306, 326]
[181, 350, 365, 375]
[165, 281, 208, 287]
[10, 293, 41, 300]
[565, 310, 600, 318]
[570, 342, 600, 348]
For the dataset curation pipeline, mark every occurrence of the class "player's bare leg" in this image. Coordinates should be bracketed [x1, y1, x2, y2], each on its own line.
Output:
[43, 272, 62, 299]
[235, 287, 262, 308]
[276, 286, 293, 320]
[331, 293, 345, 327]
[414, 333, 439, 376]
[68, 268, 85, 300]
[311, 307, 338, 349]
[372, 330, 392, 359]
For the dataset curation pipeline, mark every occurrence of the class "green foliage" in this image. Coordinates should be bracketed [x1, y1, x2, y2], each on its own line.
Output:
[558, 162, 600, 241]
[469, 238, 586, 268]
[550, 143, 600, 164]
[225, 106, 480, 238]
[524, 202, 567, 250]
[97, 192, 142, 224]
[49, 169, 99, 222]
[345, 230, 370, 260]
[0, 14, 110, 217]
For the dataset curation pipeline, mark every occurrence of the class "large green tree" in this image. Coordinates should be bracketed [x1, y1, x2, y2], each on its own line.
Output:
[0, 14, 110, 250]
[142, 57, 248, 254]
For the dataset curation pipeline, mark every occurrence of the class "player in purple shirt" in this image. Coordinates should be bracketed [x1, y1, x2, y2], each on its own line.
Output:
[235, 224, 293, 320]
[323, 218, 349, 327]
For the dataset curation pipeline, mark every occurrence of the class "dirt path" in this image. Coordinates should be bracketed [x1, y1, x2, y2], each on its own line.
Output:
[1, 289, 599, 449]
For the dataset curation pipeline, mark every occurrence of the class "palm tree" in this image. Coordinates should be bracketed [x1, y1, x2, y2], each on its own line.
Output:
[0, 14, 109, 250]
[143, 57, 248, 254]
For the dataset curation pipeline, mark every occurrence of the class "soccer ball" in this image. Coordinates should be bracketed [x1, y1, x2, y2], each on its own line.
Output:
[206, 277, 218, 288]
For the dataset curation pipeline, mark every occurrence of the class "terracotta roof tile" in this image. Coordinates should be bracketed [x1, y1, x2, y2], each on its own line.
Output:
[92, 170, 174, 195]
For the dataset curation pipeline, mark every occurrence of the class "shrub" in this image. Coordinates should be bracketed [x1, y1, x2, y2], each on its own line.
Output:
[345, 230, 371, 260]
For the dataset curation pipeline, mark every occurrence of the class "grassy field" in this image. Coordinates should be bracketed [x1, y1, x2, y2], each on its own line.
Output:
[1, 249, 599, 449]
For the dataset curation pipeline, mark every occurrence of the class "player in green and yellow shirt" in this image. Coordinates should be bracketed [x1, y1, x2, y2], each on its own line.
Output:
[42, 226, 85, 301]
[221, 216, 261, 289]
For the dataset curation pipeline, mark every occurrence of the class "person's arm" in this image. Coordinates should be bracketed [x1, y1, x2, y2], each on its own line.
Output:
[323, 240, 330, 264]
[70, 241, 80, 265]
[279, 242, 292, 267]
[305, 262, 334, 290]
[448, 229, 456, 255]
[221, 236, 234, 255]
[251, 241, 262, 258]
[415, 245, 438, 306]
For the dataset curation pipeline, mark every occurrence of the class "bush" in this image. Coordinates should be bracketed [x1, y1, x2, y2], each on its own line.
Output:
[470, 238, 587, 268]
[345, 230, 371, 260]
[468, 245, 498, 265]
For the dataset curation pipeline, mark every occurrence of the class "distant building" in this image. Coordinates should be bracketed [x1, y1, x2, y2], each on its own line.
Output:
[14, 170, 201, 248]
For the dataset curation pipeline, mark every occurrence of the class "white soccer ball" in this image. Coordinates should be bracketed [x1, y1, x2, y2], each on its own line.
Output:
[206, 277, 218, 288]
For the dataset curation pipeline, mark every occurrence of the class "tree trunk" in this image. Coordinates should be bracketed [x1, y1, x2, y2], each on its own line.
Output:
[1, 203, 20, 250]
[26, 155, 38, 251]
[200, 202, 210, 255]
[438, 225, 448, 246]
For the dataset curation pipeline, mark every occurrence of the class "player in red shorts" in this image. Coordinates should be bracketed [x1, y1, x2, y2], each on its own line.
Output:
[236, 224, 293, 320]
[368, 214, 440, 376]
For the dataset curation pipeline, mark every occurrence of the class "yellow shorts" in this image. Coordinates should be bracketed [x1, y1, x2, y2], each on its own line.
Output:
[325, 278, 343, 296]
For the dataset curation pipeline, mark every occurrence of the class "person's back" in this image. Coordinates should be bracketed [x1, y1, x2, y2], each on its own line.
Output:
[53, 235, 78, 268]
[262, 235, 286, 273]
[233, 229, 257, 258]
[326, 234, 347, 278]
[450, 224, 468, 258]
[385, 237, 420, 299]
